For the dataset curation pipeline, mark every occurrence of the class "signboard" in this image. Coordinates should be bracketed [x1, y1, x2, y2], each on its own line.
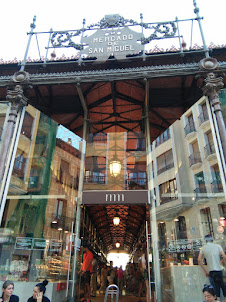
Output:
[167, 238, 202, 253]
[82, 190, 148, 204]
[33, 238, 48, 250]
[15, 237, 61, 251]
[81, 26, 144, 61]
[50, 239, 62, 252]
[15, 237, 33, 250]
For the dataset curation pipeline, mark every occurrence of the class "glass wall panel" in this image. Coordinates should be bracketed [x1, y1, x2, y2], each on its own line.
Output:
[0, 105, 81, 301]
[84, 131, 146, 190]
[150, 97, 226, 302]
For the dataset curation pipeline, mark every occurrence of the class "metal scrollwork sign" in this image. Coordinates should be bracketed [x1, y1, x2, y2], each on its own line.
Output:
[49, 14, 178, 61]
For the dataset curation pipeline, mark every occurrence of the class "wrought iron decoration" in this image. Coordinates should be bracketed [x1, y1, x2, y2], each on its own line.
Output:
[50, 14, 177, 50]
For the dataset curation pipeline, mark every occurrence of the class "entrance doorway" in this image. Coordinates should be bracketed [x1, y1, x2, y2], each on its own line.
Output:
[73, 204, 154, 302]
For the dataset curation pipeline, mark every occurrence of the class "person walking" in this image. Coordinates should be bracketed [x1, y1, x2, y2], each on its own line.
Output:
[80, 243, 93, 302]
[100, 264, 108, 293]
[117, 265, 124, 295]
[198, 235, 226, 302]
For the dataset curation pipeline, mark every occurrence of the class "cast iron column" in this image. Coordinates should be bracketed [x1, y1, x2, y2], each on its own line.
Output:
[0, 78, 28, 182]
[200, 58, 226, 162]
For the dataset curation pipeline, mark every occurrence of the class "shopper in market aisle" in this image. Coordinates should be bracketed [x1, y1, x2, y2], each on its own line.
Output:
[0, 281, 19, 302]
[27, 279, 50, 302]
[198, 235, 226, 302]
[80, 243, 93, 302]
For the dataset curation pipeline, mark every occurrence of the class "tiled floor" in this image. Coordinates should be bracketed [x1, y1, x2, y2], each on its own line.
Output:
[88, 294, 146, 302]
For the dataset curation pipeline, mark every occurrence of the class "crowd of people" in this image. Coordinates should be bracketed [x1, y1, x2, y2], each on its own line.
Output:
[0, 280, 50, 302]
[79, 244, 152, 302]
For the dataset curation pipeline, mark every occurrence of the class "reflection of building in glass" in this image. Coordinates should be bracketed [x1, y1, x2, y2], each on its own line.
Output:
[150, 96, 225, 268]
[0, 106, 81, 287]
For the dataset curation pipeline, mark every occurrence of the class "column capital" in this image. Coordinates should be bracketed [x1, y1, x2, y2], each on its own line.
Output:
[199, 57, 225, 111]
[6, 85, 28, 109]
[202, 72, 224, 101]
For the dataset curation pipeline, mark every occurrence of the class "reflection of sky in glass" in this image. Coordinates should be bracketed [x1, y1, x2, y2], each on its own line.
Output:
[56, 125, 81, 150]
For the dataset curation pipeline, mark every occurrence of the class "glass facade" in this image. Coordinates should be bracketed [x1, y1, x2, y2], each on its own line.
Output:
[0, 93, 225, 302]
[0, 105, 82, 300]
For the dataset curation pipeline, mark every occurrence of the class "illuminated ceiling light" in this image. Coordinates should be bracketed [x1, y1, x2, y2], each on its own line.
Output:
[52, 218, 58, 223]
[116, 242, 120, 248]
[113, 216, 120, 226]
[220, 217, 225, 220]
[58, 227, 63, 231]
[109, 159, 121, 177]
[174, 218, 179, 222]
[160, 221, 165, 224]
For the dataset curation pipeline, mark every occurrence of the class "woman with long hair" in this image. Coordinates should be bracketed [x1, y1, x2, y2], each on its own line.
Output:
[0, 280, 19, 302]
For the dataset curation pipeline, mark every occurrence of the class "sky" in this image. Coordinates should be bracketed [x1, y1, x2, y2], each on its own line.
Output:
[0, 0, 226, 62]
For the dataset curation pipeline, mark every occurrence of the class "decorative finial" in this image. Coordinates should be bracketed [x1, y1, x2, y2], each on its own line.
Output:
[31, 15, 36, 29]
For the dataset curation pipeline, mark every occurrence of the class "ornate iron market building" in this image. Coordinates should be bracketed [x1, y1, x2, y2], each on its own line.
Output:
[0, 5, 225, 302]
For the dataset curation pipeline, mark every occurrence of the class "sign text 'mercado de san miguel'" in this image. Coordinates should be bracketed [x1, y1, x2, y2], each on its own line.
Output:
[81, 27, 144, 61]
[82, 190, 148, 204]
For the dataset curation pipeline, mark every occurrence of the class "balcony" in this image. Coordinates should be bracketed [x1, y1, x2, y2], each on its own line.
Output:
[160, 193, 178, 205]
[184, 122, 196, 138]
[155, 129, 171, 147]
[198, 110, 209, 127]
[189, 152, 202, 169]
[194, 186, 207, 200]
[84, 175, 105, 184]
[56, 171, 78, 189]
[126, 178, 147, 190]
[211, 180, 223, 194]
[157, 163, 174, 175]
[204, 143, 216, 161]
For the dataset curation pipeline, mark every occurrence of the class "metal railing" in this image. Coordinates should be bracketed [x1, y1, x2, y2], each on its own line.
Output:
[157, 163, 174, 175]
[84, 175, 105, 184]
[211, 180, 223, 193]
[204, 143, 215, 157]
[160, 193, 178, 204]
[184, 122, 196, 136]
[189, 152, 202, 166]
[198, 110, 209, 125]
[194, 186, 207, 199]
[155, 129, 171, 147]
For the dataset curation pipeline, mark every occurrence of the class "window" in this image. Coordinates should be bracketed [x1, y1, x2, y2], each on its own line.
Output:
[51, 200, 66, 229]
[194, 171, 206, 197]
[13, 151, 26, 179]
[200, 207, 214, 237]
[158, 222, 167, 249]
[184, 114, 196, 135]
[159, 179, 177, 204]
[175, 216, 187, 240]
[204, 131, 215, 157]
[189, 141, 201, 166]
[157, 149, 174, 175]
[211, 164, 223, 193]
[155, 128, 171, 147]
[59, 160, 70, 186]
[85, 156, 106, 184]
[21, 112, 34, 139]
[198, 103, 209, 125]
